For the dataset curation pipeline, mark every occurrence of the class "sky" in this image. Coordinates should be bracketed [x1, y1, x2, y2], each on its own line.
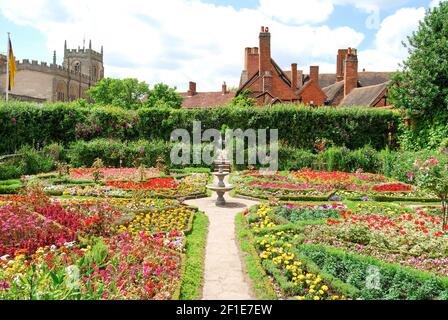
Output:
[0, 0, 443, 91]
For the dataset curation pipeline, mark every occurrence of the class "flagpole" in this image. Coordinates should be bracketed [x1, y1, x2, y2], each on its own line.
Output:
[5, 32, 10, 101]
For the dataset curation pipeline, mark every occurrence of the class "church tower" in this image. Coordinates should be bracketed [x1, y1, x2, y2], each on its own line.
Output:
[62, 40, 104, 82]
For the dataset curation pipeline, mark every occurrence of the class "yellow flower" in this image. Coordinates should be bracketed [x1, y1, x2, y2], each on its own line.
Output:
[313, 296, 320, 300]
[297, 296, 305, 300]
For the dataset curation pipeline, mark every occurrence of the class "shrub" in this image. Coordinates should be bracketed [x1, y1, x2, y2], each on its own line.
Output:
[348, 145, 381, 173]
[0, 101, 401, 154]
[66, 139, 214, 169]
[300, 244, 448, 300]
[0, 163, 23, 180]
[322, 146, 351, 171]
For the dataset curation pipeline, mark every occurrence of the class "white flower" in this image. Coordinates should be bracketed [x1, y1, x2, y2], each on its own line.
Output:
[1, 255, 10, 261]
[64, 241, 76, 248]
[50, 245, 57, 252]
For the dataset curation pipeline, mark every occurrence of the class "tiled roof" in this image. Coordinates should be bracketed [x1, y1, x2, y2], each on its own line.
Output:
[322, 81, 344, 105]
[318, 74, 338, 88]
[339, 81, 390, 107]
[318, 72, 392, 88]
[180, 92, 235, 108]
[237, 58, 293, 96]
[358, 72, 392, 87]
[284, 70, 304, 89]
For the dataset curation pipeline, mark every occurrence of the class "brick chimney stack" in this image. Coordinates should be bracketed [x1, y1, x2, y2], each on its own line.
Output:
[310, 66, 319, 84]
[222, 81, 227, 94]
[263, 71, 273, 93]
[291, 63, 298, 89]
[188, 81, 197, 96]
[336, 49, 348, 82]
[344, 48, 358, 97]
[244, 47, 259, 79]
[259, 26, 271, 76]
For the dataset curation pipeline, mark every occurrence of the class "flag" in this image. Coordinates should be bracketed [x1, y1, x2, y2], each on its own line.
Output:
[8, 36, 16, 91]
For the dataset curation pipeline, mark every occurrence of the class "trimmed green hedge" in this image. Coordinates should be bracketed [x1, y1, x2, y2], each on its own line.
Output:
[299, 244, 448, 300]
[0, 101, 401, 154]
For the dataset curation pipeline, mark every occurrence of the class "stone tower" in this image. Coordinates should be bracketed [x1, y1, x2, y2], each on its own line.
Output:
[62, 40, 104, 82]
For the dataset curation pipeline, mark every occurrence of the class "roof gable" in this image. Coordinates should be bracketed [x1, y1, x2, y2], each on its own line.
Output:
[339, 81, 390, 106]
[180, 92, 236, 108]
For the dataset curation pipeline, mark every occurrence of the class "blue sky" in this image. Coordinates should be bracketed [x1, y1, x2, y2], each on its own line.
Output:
[0, 0, 441, 91]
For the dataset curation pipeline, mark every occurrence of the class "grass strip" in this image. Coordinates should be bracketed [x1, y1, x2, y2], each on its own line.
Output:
[179, 211, 209, 300]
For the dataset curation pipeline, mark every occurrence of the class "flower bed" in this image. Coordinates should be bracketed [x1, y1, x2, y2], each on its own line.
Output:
[245, 205, 347, 300]
[233, 170, 437, 202]
[0, 187, 202, 300]
[105, 177, 178, 190]
[70, 167, 161, 181]
[36, 173, 208, 199]
[240, 202, 448, 300]
[0, 233, 183, 300]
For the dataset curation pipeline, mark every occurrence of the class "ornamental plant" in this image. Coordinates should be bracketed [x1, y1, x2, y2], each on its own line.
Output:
[92, 158, 105, 183]
[413, 157, 448, 229]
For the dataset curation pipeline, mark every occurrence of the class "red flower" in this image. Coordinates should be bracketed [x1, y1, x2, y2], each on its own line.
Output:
[372, 183, 413, 193]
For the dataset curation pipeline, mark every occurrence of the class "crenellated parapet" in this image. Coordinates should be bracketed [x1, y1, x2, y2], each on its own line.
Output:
[64, 48, 103, 60]
[0, 59, 94, 84]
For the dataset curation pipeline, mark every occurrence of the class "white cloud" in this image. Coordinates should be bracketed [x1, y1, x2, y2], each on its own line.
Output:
[0, 0, 366, 91]
[258, 0, 412, 25]
[0, 0, 426, 91]
[259, 0, 335, 25]
[430, 0, 438, 8]
[358, 7, 425, 71]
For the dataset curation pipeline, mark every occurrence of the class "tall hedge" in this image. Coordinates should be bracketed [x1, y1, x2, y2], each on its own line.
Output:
[0, 101, 401, 154]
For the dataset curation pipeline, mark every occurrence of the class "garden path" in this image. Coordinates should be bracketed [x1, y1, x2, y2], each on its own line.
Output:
[186, 177, 259, 300]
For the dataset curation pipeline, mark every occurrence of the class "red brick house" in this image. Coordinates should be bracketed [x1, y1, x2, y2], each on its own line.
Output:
[180, 81, 235, 109]
[180, 26, 392, 108]
[237, 26, 326, 106]
[322, 48, 391, 107]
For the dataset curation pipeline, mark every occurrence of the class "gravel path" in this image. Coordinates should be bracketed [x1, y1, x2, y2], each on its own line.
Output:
[186, 184, 259, 300]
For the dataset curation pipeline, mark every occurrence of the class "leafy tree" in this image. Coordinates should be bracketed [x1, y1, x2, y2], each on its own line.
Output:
[389, 2, 448, 120]
[145, 83, 183, 109]
[87, 78, 149, 109]
[231, 89, 256, 107]
[413, 156, 448, 230]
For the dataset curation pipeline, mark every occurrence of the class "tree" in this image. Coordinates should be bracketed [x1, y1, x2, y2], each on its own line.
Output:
[413, 156, 448, 231]
[87, 78, 150, 109]
[389, 2, 448, 120]
[145, 83, 183, 109]
[230, 89, 256, 107]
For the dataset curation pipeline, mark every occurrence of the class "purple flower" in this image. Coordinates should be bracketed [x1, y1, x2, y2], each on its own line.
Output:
[361, 196, 371, 202]
[11, 117, 16, 126]
[329, 195, 342, 201]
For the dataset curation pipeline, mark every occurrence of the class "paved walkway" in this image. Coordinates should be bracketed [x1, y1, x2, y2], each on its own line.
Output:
[186, 183, 259, 300]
